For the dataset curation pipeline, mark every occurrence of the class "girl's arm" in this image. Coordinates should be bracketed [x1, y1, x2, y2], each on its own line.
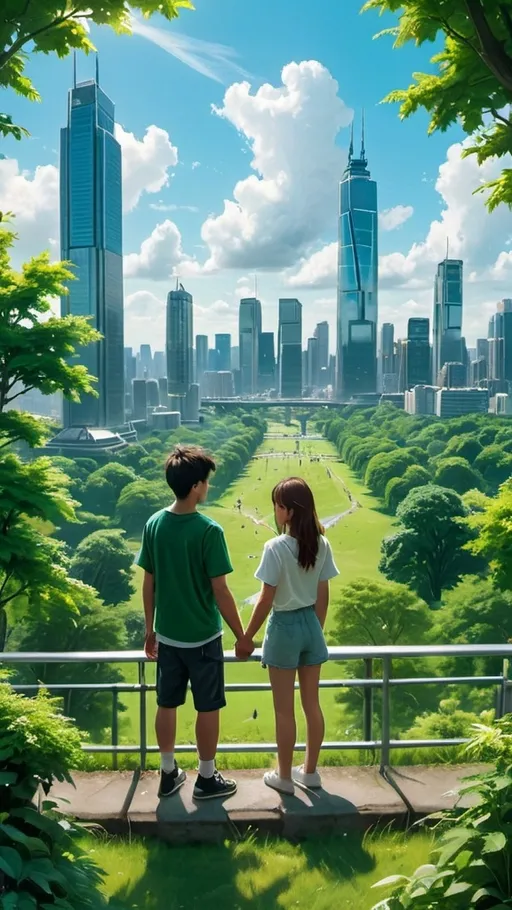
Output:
[245, 583, 277, 640]
[315, 580, 329, 629]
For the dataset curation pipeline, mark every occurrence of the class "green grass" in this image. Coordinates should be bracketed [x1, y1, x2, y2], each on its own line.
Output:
[101, 427, 397, 766]
[84, 830, 432, 910]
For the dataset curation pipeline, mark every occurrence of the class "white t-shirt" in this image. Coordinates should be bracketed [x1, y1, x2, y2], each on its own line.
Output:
[255, 534, 339, 611]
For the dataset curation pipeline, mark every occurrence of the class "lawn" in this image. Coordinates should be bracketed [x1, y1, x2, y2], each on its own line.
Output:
[106, 428, 396, 768]
[84, 830, 432, 910]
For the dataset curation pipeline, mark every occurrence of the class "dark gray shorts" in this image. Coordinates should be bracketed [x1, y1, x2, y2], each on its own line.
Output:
[156, 637, 226, 713]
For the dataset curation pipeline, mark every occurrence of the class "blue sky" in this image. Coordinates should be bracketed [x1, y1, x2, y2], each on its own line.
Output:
[2, 0, 511, 351]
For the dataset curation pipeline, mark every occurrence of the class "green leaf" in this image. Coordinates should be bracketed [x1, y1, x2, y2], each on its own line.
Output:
[372, 874, 409, 888]
[482, 831, 507, 853]
[0, 845, 23, 881]
[445, 881, 473, 897]
[0, 771, 18, 786]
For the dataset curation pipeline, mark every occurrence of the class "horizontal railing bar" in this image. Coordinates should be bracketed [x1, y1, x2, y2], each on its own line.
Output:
[2, 644, 512, 663]
[6, 675, 503, 695]
[81, 737, 468, 755]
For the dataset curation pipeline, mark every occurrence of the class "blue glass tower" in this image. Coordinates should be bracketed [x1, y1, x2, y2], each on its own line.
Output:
[60, 62, 124, 427]
[336, 118, 378, 399]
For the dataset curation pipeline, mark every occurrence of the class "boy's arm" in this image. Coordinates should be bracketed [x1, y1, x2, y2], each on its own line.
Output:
[315, 580, 329, 629]
[210, 575, 253, 657]
[244, 583, 276, 641]
[142, 571, 157, 659]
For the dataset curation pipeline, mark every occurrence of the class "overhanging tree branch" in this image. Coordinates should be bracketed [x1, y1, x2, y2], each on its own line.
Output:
[464, 0, 512, 94]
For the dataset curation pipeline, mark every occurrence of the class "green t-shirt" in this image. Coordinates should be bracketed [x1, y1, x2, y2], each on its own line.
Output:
[135, 509, 233, 643]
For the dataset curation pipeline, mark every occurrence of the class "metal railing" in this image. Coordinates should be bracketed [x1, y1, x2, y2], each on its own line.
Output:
[2, 645, 511, 772]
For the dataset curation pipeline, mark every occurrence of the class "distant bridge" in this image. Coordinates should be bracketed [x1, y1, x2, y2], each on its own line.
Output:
[200, 398, 349, 410]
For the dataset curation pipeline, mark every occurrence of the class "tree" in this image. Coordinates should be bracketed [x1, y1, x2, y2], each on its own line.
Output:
[70, 529, 135, 605]
[443, 434, 483, 464]
[0, 230, 100, 649]
[474, 444, 512, 488]
[466, 478, 512, 589]
[1, 0, 192, 139]
[80, 462, 136, 515]
[332, 578, 432, 646]
[434, 456, 485, 494]
[56, 510, 111, 549]
[363, 0, 512, 210]
[384, 464, 431, 513]
[380, 485, 484, 603]
[365, 449, 417, 498]
[115, 480, 168, 537]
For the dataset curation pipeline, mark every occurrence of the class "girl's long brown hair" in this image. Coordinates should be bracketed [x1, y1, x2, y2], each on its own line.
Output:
[272, 477, 324, 570]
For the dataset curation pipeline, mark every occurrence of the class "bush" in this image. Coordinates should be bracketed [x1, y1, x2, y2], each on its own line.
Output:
[371, 716, 512, 910]
[0, 680, 109, 907]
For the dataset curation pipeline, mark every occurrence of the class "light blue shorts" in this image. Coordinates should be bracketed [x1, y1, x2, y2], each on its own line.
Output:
[262, 606, 329, 670]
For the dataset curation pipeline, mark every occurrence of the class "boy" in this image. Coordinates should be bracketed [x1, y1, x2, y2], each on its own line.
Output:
[136, 445, 254, 800]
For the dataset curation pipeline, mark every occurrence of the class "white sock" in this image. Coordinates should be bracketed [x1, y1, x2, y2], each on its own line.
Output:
[161, 751, 175, 772]
[199, 759, 215, 778]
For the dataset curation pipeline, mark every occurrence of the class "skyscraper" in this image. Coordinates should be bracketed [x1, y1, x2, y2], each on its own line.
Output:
[406, 318, 431, 388]
[336, 118, 378, 400]
[215, 334, 231, 372]
[60, 63, 124, 427]
[314, 322, 329, 372]
[239, 298, 261, 395]
[166, 283, 193, 396]
[307, 336, 319, 389]
[489, 299, 512, 384]
[432, 258, 464, 384]
[278, 298, 302, 397]
[195, 335, 208, 390]
[258, 332, 276, 391]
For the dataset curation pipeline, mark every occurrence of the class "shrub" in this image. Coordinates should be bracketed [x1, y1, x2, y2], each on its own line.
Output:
[0, 680, 109, 907]
[371, 716, 512, 910]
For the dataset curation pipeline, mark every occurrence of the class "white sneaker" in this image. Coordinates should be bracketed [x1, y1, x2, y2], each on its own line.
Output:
[292, 765, 322, 789]
[263, 770, 294, 795]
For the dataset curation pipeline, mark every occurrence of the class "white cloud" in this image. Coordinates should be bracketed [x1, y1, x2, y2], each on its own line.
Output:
[378, 205, 413, 232]
[124, 219, 199, 280]
[285, 242, 337, 289]
[200, 61, 352, 271]
[0, 158, 59, 256]
[131, 17, 249, 84]
[115, 124, 178, 212]
[124, 290, 165, 348]
[0, 123, 179, 259]
[149, 202, 199, 213]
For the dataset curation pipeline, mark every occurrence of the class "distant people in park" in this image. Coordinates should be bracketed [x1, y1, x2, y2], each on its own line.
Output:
[239, 477, 339, 795]
[136, 445, 254, 803]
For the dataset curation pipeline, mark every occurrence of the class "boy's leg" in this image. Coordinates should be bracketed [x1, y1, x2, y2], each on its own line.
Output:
[155, 643, 188, 797]
[196, 709, 220, 769]
[156, 706, 177, 757]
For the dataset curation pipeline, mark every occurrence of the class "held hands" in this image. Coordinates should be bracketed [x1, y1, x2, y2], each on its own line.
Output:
[144, 630, 158, 661]
[235, 634, 255, 661]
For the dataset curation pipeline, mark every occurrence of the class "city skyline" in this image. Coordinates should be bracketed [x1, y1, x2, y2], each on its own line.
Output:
[3, 0, 512, 357]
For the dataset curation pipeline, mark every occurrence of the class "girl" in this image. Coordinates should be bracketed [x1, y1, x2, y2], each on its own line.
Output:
[243, 477, 339, 794]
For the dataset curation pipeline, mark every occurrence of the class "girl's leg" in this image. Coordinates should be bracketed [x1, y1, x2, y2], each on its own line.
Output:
[269, 666, 297, 780]
[298, 664, 324, 774]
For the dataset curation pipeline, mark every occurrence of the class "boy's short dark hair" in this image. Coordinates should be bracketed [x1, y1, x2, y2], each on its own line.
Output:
[165, 446, 216, 500]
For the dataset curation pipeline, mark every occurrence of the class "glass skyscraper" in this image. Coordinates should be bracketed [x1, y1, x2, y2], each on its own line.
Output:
[432, 258, 464, 384]
[60, 68, 124, 427]
[166, 284, 193, 396]
[278, 298, 302, 397]
[239, 298, 262, 395]
[407, 317, 431, 388]
[215, 334, 232, 372]
[335, 123, 378, 399]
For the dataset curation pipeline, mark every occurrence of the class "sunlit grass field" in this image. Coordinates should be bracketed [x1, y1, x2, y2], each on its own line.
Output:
[85, 829, 432, 910]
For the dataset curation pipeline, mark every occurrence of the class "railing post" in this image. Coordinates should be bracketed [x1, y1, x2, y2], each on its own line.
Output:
[112, 688, 119, 771]
[363, 658, 373, 744]
[499, 658, 512, 717]
[380, 656, 391, 772]
[138, 660, 147, 772]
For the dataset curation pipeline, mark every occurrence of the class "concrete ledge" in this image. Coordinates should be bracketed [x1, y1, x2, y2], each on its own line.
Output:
[48, 765, 489, 844]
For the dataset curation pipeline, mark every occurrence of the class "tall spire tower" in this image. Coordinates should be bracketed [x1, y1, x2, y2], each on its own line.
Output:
[336, 113, 378, 400]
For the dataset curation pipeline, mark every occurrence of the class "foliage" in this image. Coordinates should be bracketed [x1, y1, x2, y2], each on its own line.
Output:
[115, 480, 169, 538]
[365, 449, 417, 498]
[0, 680, 110, 907]
[56, 510, 111, 550]
[466, 478, 512, 590]
[9, 580, 128, 735]
[380, 485, 483, 603]
[79, 462, 137, 516]
[433, 456, 485, 495]
[384, 465, 431, 513]
[363, 0, 512, 212]
[405, 697, 490, 742]
[69, 529, 135, 605]
[332, 579, 432, 646]
[371, 719, 512, 910]
[443, 434, 483, 464]
[0, 0, 193, 139]
[474, 444, 512, 490]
